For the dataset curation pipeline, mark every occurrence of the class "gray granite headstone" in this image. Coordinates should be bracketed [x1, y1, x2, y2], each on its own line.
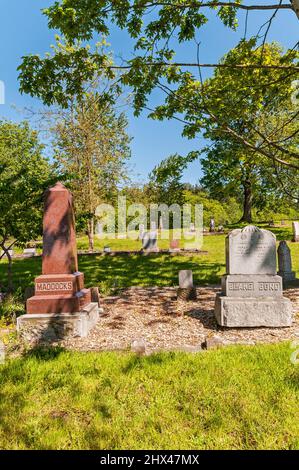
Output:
[215, 225, 293, 327]
[179, 270, 193, 288]
[226, 225, 276, 275]
[277, 241, 296, 283]
[142, 231, 158, 252]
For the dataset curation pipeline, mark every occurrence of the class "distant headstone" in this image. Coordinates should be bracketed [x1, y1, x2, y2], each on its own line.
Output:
[170, 239, 180, 252]
[142, 231, 158, 252]
[103, 246, 111, 253]
[209, 218, 215, 232]
[281, 220, 286, 226]
[139, 224, 145, 239]
[190, 223, 195, 232]
[292, 221, 299, 242]
[23, 248, 37, 258]
[277, 241, 296, 283]
[178, 270, 196, 301]
[215, 225, 293, 327]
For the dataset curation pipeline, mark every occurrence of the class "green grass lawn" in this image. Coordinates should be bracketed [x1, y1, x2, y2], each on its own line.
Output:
[0, 343, 298, 450]
[2, 225, 299, 291]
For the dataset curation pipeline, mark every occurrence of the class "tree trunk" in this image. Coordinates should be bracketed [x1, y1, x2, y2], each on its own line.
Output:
[6, 251, 13, 292]
[240, 179, 253, 223]
[87, 217, 94, 252]
[0, 243, 13, 292]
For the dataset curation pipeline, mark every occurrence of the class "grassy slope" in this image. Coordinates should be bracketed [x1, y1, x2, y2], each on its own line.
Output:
[0, 343, 298, 450]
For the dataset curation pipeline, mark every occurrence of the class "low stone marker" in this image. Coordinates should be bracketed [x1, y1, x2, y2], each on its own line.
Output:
[215, 225, 293, 327]
[169, 239, 180, 252]
[277, 241, 296, 283]
[18, 182, 99, 342]
[292, 221, 299, 242]
[177, 270, 196, 301]
[23, 248, 37, 258]
[142, 231, 159, 252]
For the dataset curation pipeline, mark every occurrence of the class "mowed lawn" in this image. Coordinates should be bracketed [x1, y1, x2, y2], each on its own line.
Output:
[1, 225, 299, 290]
[0, 343, 298, 450]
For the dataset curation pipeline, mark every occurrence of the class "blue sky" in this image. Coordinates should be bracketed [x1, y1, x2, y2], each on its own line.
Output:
[0, 1, 298, 184]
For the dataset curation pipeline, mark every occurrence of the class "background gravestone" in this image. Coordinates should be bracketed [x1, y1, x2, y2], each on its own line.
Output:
[277, 241, 296, 283]
[177, 270, 196, 300]
[142, 231, 159, 252]
[292, 221, 299, 242]
[215, 225, 293, 327]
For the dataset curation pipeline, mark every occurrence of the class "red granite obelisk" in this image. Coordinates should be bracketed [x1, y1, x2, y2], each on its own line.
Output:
[27, 182, 91, 314]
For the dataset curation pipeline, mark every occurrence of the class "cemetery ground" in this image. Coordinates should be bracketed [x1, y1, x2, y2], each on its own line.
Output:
[0, 225, 298, 449]
[0, 343, 298, 450]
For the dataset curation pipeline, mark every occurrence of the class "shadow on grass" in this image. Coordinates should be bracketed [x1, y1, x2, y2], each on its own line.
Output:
[121, 351, 174, 374]
[0, 253, 225, 292]
[22, 345, 67, 361]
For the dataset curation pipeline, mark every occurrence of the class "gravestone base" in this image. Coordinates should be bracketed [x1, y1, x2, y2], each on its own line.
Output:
[215, 294, 293, 327]
[177, 287, 197, 301]
[17, 302, 100, 343]
[221, 274, 283, 297]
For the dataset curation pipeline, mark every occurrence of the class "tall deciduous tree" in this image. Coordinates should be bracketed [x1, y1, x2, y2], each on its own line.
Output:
[51, 91, 131, 251]
[148, 154, 189, 206]
[0, 121, 55, 291]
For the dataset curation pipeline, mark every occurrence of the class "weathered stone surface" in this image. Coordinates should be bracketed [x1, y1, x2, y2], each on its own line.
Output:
[18, 302, 99, 342]
[221, 274, 283, 298]
[226, 225, 276, 275]
[292, 221, 299, 242]
[215, 294, 293, 327]
[277, 240, 296, 282]
[179, 270, 193, 288]
[131, 338, 146, 355]
[204, 335, 228, 350]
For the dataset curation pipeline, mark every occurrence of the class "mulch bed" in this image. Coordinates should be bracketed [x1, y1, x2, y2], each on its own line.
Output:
[59, 286, 299, 354]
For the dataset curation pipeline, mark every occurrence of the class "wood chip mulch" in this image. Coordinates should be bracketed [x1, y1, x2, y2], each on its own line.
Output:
[59, 286, 299, 354]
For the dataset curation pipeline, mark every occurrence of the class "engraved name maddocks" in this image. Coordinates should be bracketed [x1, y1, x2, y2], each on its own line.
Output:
[36, 282, 73, 292]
